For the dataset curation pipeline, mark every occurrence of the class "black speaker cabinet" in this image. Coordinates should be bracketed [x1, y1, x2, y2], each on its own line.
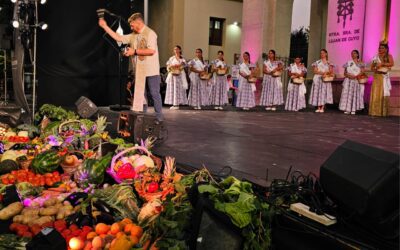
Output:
[320, 140, 399, 238]
[75, 96, 98, 118]
[117, 111, 165, 143]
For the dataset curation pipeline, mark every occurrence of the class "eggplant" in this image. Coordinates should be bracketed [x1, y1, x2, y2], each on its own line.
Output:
[94, 212, 115, 225]
[64, 192, 88, 206]
[65, 212, 81, 226]
[92, 199, 115, 214]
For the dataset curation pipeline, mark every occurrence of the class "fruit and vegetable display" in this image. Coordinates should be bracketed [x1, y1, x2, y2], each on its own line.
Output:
[0, 104, 273, 250]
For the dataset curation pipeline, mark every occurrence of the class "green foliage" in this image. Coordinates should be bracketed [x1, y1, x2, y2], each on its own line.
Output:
[198, 176, 272, 250]
[34, 104, 78, 124]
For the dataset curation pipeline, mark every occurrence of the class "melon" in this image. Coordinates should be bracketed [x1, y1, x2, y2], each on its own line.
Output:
[133, 155, 154, 168]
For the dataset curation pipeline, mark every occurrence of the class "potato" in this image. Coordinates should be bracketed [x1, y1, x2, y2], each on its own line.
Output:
[21, 208, 40, 216]
[39, 207, 58, 216]
[0, 202, 24, 220]
[29, 216, 53, 227]
[43, 198, 58, 207]
[30, 201, 40, 208]
[13, 215, 24, 223]
[22, 214, 39, 225]
[54, 203, 63, 209]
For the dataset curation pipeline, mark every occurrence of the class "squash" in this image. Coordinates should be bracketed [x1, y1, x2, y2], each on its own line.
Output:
[0, 159, 19, 175]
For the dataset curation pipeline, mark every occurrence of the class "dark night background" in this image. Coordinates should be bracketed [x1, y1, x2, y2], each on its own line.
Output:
[36, 0, 143, 107]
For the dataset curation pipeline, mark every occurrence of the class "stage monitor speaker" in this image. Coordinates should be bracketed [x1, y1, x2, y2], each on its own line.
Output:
[188, 191, 243, 250]
[117, 111, 166, 143]
[75, 96, 98, 118]
[320, 140, 399, 238]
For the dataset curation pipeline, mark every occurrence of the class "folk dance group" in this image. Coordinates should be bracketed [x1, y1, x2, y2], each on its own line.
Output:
[165, 41, 394, 117]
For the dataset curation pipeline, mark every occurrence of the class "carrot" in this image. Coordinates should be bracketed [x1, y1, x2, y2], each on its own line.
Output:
[48, 187, 67, 192]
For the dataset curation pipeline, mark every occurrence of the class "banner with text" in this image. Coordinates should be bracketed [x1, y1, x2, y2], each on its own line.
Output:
[326, 0, 366, 75]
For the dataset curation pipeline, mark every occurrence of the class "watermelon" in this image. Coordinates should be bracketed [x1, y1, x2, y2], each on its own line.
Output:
[31, 150, 62, 174]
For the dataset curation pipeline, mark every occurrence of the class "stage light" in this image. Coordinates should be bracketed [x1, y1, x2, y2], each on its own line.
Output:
[11, 0, 17, 3]
[38, 22, 48, 30]
[40, 0, 47, 4]
[12, 20, 19, 28]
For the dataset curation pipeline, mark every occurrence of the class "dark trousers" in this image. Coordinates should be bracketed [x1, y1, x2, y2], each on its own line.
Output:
[144, 75, 163, 121]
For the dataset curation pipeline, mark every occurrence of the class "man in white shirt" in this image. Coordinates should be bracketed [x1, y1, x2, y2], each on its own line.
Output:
[99, 13, 163, 121]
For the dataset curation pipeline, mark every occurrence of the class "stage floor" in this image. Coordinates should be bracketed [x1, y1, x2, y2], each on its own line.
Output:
[150, 108, 399, 186]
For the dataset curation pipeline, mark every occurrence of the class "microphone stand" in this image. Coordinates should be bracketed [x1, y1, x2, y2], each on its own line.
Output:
[101, 16, 130, 111]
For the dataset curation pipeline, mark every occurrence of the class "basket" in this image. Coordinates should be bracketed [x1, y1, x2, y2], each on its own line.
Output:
[217, 68, 228, 76]
[272, 70, 282, 77]
[17, 149, 37, 170]
[248, 76, 257, 83]
[108, 146, 154, 184]
[58, 120, 83, 139]
[61, 151, 85, 175]
[170, 66, 183, 76]
[377, 67, 389, 74]
[200, 72, 212, 80]
[357, 74, 368, 84]
[322, 75, 334, 82]
[292, 77, 304, 85]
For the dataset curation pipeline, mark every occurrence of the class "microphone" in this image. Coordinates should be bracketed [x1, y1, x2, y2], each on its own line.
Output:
[96, 8, 120, 18]
[96, 8, 106, 18]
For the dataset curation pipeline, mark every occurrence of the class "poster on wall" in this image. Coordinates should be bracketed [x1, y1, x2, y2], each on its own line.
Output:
[326, 0, 366, 75]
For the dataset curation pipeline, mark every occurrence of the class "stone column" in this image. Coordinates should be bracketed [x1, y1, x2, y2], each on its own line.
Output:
[241, 0, 294, 64]
[388, 0, 400, 76]
[307, 0, 328, 70]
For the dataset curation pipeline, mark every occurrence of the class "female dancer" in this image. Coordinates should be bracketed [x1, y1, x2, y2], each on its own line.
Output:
[188, 48, 209, 110]
[164, 45, 188, 109]
[369, 41, 394, 116]
[339, 50, 365, 115]
[236, 52, 256, 111]
[260, 50, 284, 111]
[285, 56, 307, 111]
[309, 49, 334, 113]
[210, 51, 229, 110]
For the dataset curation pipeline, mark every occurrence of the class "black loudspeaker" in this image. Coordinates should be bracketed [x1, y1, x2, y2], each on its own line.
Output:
[320, 140, 399, 238]
[117, 111, 166, 143]
[188, 191, 243, 250]
[75, 96, 98, 118]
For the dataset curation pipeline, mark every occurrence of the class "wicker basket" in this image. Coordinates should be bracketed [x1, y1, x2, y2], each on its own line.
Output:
[108, 146, 155, 184]
[272, 70, 282, 77]
[58, 120, 83, 139]
[61, 151, 85, 175]
[200, 72, 212, 80]
[322, 75, 334, 82]
[248, 76, 257, 83]
[292, 77, 304, 85]
[217, 68, 228, 76]
[357, 75, 368, 84]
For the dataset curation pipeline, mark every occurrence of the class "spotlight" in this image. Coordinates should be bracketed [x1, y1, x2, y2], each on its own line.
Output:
[11, 0, 17, 3]
[233, 21, 238, 26]
[38, 22, 48, 30]
[40, 0, 47, 4]
[12, 20, 19, 28]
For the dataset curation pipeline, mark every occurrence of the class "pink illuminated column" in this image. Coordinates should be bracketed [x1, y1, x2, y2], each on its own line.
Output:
[240, 0, 265, 63]
[388, 0, 400, 75]
[362, 0, 387, 65]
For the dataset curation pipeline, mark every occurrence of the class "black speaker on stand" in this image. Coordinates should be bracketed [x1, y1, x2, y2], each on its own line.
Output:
[320, 140, 399, 240]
